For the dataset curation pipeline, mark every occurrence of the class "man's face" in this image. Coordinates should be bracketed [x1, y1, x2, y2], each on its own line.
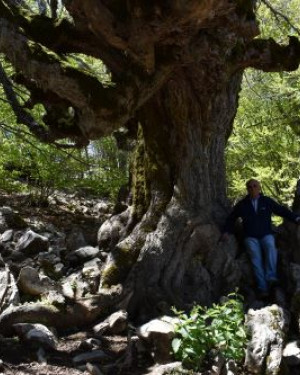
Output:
[246, 180, 261, 198]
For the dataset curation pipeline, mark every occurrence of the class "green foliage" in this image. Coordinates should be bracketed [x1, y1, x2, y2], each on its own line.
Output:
[0, 56, 128, 202]
[0, 130, 128, 202]
[171, 293, 247, 371]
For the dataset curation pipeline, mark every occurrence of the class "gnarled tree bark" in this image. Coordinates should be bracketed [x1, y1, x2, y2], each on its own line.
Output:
[1, 0, 300, 322]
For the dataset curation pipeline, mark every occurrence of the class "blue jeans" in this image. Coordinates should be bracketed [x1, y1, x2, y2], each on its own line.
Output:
[244, 234, 278, 292]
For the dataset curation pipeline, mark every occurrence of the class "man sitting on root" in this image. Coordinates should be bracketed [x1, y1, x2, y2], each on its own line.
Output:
[222, 178, 300, 299]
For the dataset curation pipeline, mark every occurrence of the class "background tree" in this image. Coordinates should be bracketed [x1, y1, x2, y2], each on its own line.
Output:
[0, 59, 128, 200]
[1, 0, 300, 318]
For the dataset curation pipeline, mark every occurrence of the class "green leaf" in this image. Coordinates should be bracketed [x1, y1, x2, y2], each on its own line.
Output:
[172, 338, 182, 354]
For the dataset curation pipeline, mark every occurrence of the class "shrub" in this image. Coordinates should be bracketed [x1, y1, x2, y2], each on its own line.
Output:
[172, 292, 247, 371]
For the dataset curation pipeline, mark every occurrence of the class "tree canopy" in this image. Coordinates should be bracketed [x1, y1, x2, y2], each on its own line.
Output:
[1, 0, 300, 148]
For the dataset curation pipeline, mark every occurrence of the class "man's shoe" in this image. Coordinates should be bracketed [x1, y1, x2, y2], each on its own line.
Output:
[257, 290, 269, 300]
[268, 280, 280, 289]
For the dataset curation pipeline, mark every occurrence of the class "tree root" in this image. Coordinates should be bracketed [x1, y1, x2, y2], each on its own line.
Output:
[0, 286, 123, 336]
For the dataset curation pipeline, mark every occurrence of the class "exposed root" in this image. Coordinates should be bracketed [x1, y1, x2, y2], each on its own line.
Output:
[0, 286, 123, 336]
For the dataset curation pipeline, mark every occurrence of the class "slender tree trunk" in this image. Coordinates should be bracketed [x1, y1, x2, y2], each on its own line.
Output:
[100, 67, 243, 319]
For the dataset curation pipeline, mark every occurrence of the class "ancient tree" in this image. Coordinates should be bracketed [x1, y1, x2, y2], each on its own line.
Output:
[1, 0, 300, 319]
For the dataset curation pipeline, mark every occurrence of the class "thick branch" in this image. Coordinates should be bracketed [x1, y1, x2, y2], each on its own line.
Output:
[237, 36, 300, 72]
[0, 18, 173, 140]
[64, 0, 252, 73]
[0, 61, 53, 143]
[0, 62, 88, 147]
[0, 1, 127, 76]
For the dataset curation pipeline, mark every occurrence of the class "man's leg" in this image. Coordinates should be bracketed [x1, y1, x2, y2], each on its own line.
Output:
[260, 234, 278, 284]
[244, 237, 268, 293]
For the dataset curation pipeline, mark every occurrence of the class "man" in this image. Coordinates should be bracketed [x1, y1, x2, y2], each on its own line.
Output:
[223, 179, 300, 298]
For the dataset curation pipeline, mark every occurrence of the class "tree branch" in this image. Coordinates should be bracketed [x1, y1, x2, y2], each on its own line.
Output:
[0, 17, 174, 141]
[0, 1, 127, 77]
[0, 61, 53, 143]
[237, 36, 300, 72]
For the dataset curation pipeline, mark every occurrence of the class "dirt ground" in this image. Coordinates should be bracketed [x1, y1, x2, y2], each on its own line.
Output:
[0, 330, 150, 375]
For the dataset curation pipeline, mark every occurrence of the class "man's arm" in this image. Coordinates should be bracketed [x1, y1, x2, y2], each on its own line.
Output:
[269, 197, 300, 223]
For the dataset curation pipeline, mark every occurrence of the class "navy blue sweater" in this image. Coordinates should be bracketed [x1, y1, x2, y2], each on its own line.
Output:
[224, 194, 298, 238]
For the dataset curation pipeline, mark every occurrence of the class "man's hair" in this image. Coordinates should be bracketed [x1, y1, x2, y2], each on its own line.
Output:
[246, 178, 261, 189]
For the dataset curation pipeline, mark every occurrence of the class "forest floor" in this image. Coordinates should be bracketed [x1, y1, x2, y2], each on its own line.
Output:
[0, 330, 148, 375]
[0, 191, 151, 375]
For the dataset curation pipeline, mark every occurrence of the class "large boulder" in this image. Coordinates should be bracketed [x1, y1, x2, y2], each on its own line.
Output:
[66, 246, 100, 265]
[245, 305, 289, 374]
[16, 230, 49, 255]
[13, 323, 57, 349]
[137, 316, 178, 364]
[17, 267, 58, 296]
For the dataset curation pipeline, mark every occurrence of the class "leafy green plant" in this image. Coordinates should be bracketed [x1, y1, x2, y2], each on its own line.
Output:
[172, 292, 247, 370]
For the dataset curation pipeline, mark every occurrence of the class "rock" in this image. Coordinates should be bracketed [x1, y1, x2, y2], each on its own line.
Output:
[38, 252, 63, 274]
[225, 359, 237, 375]
[245, 305, 289, 375]
[37, 346, 47, 364]
[93, 310, 128, 336]
[0, 229, 13, 242]
[145, 362, 183, 375]
[17, 267, 57, 296]
[79, 338, 102, 351]
[86, 362, 104, 375]
[82, 258, 101, 294]
[62, 281, 76, 299]
[74, 246, 99, 260]
[16, 230, 49, 255]
[52, 262, 65, 278]
[13, 323, 57, 349]
[72, 350, 109, 364]
[66, 227, 87, 251]
[0, 207, 27, 232]
[97, 208, 130, 251]
[82, 258, 101, 277]
[67, 246, 100, 264]
[0, 265, 19, 313]
[209, 350, 226, 375]
[283, 341, 300, 366]
[93, 202, 110, 215]
[137, 316, 178, 363]
[43, 290, 65, 305]
[61, 271, 88, 299]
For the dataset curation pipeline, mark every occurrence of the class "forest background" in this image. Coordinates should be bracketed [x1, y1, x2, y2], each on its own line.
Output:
[0, 0, 299, 209]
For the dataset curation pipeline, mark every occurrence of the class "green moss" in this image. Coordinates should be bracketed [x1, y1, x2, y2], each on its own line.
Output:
[131, 121, 173, 222]
[131, 124, 151, 221]
[101, 263, 119, 287]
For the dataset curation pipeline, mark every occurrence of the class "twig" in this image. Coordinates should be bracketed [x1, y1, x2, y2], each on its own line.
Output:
[261, 0, 300, 37]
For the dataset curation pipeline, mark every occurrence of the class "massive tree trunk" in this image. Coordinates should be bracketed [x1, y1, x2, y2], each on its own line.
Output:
[100, 67, 243, 319]
[2, 0, 300, 322]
